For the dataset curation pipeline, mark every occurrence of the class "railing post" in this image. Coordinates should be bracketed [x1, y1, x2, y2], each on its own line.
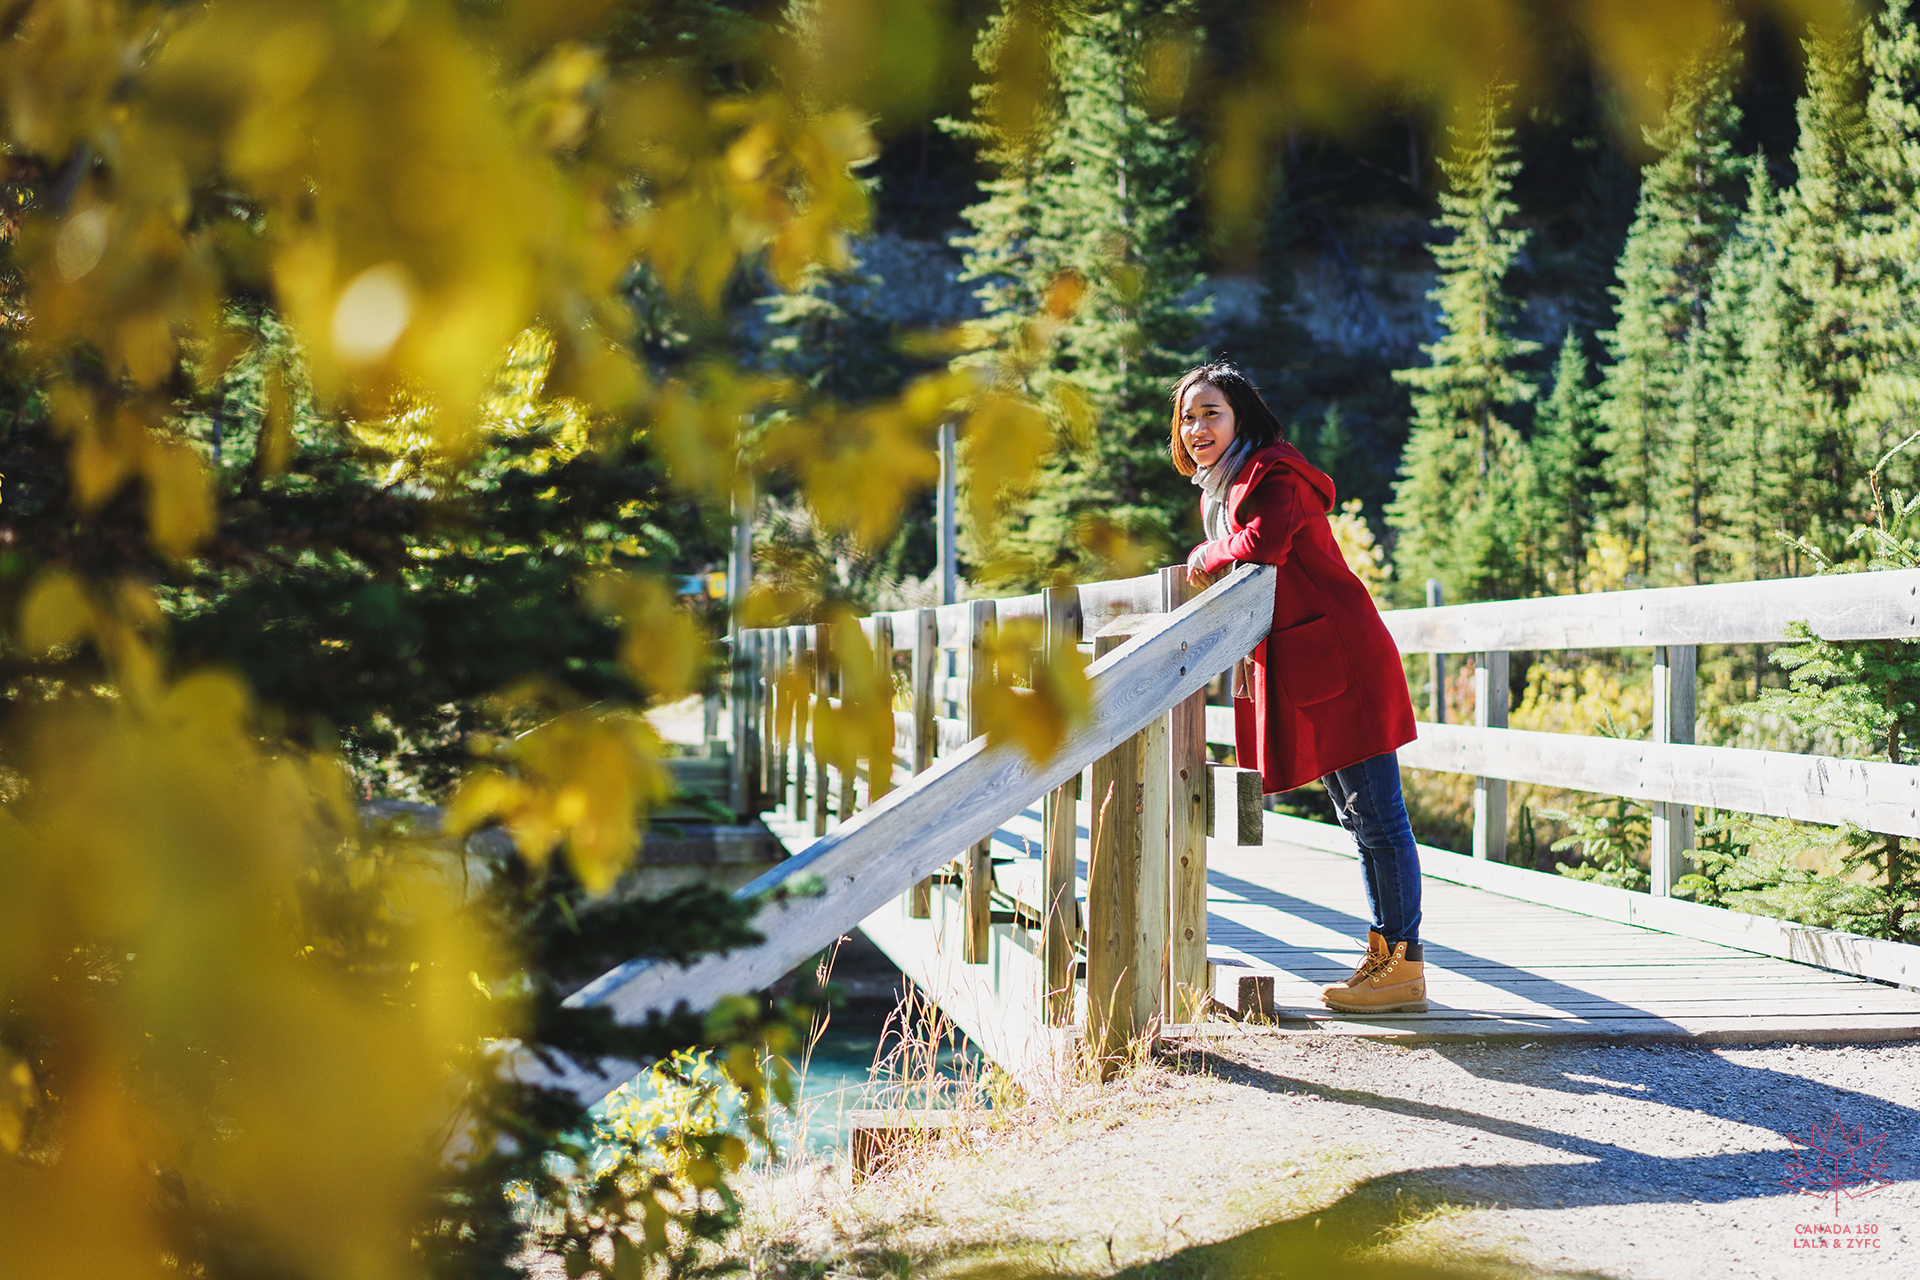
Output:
[789, 625, 809, 824]
[906, 608, 937, 918]
[739, 632, 760, 814]
[1161, 567, 1208, 1022]
[768, 629, 787, 811]
[756, 632, 772, 809]
[862, 615, 893, 811]
[1426, 578, 1447, 724]
[937, 422, 958, 606]
[1651, 644, 1697, 895]
[812, 622, 832, 837]
[1042, 585, 1082, 1025]
[1086, 631, 1139, 1070]
[1472, 650, 1508, 861]
[727, 489, 752, 817]
[962, 598, 996, 963]
[1085, 624, 1169, 1072]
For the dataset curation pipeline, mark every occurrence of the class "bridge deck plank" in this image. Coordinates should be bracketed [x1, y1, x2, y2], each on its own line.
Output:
[975, 794, 1920, 1043]
[761, 784, 1920, 1067]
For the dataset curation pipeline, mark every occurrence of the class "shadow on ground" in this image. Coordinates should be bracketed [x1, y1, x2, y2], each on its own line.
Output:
[906, 1175, 1614, 1279]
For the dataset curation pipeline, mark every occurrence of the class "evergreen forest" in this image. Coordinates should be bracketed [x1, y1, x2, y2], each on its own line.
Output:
[6, 2, 1920, 1278]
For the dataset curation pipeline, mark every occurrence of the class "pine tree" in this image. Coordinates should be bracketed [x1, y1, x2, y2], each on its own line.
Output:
[1596, 28, 1745, 584]
[1386, 83, 1538, 604]
[948, 0, 1209, 577]
[1696, 156, 1821, 580]
[1776, 19, 1876, 547]
[1238, 169, 1316, 420]
[1689, 440, 1920, 943]
[1528, 329, 1604, 594]
[1845, 0, 1920, 502]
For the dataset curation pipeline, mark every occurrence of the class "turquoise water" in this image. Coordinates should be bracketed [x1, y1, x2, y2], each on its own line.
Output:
[772, 1020, 984, 1154]
[580, 1009, 984, 1162]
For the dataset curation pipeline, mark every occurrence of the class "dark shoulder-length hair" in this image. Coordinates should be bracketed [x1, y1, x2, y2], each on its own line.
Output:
[1168, 361, 1286, 476]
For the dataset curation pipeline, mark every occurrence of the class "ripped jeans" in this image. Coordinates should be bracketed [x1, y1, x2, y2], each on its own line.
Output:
[1320, 751, 1423, 946]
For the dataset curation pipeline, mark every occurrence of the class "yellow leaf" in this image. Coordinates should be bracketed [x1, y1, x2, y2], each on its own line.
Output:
[142, 443, 214, 559]
[969, 617, 1090, 763]
[0, 1052, 35, 1155]
[19, 571, 91, 654]
[1043, 270, 1085, 320]
[960, 393, 1053, 541]
[585, 572, 708, 700]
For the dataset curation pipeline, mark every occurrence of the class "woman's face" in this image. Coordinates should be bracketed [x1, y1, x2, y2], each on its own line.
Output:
[1180, 381, 1237, 470]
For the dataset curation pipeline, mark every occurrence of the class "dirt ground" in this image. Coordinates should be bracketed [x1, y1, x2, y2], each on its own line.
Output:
[732, 1031, 1920, 1279]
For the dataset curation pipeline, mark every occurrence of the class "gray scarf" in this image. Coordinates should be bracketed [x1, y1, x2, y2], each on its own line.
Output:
[1189, 434, 1256, 697]
[1192, 434, 1254, 542]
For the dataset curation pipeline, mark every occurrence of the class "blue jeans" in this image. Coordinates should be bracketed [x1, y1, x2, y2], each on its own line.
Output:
[1320, 751, 1422, 945]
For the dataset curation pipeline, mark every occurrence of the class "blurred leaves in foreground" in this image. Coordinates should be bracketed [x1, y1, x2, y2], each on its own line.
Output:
[0, 0, 1867, 1277]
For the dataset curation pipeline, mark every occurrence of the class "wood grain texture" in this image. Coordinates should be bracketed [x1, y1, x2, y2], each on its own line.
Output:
[1258, 810, 1920, 988]
[1381, 568, 1920, 652]
[908, 607, 937, 919]
[1472, 651, 1508, 863]
[531, 566, 1279, 1101]
[1042, 584, 1082, 1026]
[1650, 644, 1697, 896]
[812, 622, 831, 837]
[1075, 574, 1164, 631]
[1137, 714, 1171, 1033]
[1399, 721, 1920, 837]
[1163, 568, 1209, 1020]
[963, 599, 996, 964]
[788, 626, 809, 824]
[1086, 631, 1142, 1069]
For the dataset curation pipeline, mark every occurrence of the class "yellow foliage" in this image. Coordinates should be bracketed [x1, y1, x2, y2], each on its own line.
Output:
[18, 569, 89, 653]
[1581, 528, 1641, 593]
[351, 328, 600, 483]
[650, 365, 792, 506]
[970, 616, 1092, 764]
[960, 392, 1054, 548]
[1328, 498, 1387, 603]
[761, 369, 973, 550]
[808, 612, 901, 802]
[1511, 659, 1652, 740]
[584, 571, 707, 702]
[0, 665, 500, 1280]
[447, 690, 673, 895]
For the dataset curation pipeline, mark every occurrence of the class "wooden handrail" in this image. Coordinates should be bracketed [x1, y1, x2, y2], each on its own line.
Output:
[527, 564, 1277, 1101]
[1381, 568, 1920, 653]
[1403, 722, 1920, 837]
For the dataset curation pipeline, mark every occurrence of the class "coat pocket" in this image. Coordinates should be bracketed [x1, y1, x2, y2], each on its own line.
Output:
[1272, 614, 1348, 707]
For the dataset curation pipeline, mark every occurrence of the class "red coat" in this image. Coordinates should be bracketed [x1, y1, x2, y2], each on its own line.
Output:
[1190, 442, 1418, 794]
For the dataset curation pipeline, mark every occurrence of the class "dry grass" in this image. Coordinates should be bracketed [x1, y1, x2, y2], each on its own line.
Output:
[727, 1031, 1567, 1280]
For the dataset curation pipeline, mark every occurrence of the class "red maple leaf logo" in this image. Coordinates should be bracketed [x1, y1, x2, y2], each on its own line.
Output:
[1779, 1112, 1895, 1216]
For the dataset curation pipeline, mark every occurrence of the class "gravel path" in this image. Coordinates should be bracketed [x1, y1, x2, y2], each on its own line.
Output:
[1189, 1033, 1919, 1279]
[736, 1032, 1920, 1278]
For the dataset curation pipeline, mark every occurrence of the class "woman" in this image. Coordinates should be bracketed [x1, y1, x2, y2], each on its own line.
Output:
[1172, 361, 1428, 1014]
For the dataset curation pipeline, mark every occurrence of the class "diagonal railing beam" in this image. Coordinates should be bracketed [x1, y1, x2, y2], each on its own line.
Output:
[532, 564, 1276, 1101]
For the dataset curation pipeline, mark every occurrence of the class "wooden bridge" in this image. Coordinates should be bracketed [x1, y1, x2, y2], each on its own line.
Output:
[534, 565, 1920, 1100]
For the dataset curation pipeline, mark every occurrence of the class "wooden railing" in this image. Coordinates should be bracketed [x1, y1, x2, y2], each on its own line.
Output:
[527, 563, 1920, 1100]
[528, 564, 1276, 1100]
[1379, 568, 1920, 893]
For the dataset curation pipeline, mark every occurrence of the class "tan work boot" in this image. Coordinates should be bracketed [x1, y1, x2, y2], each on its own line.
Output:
[1321, 940, 1427, 1014]
[1320, 930, 1389, 1000]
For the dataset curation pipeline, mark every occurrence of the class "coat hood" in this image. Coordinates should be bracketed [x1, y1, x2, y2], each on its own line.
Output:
[1238, 440, 1337, 515]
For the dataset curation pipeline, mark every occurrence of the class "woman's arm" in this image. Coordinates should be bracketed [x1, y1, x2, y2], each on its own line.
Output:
[1188, 467, 1308, 577]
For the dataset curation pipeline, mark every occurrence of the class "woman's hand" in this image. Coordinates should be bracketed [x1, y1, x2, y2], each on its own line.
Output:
[1185, 545, 1218, 590]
